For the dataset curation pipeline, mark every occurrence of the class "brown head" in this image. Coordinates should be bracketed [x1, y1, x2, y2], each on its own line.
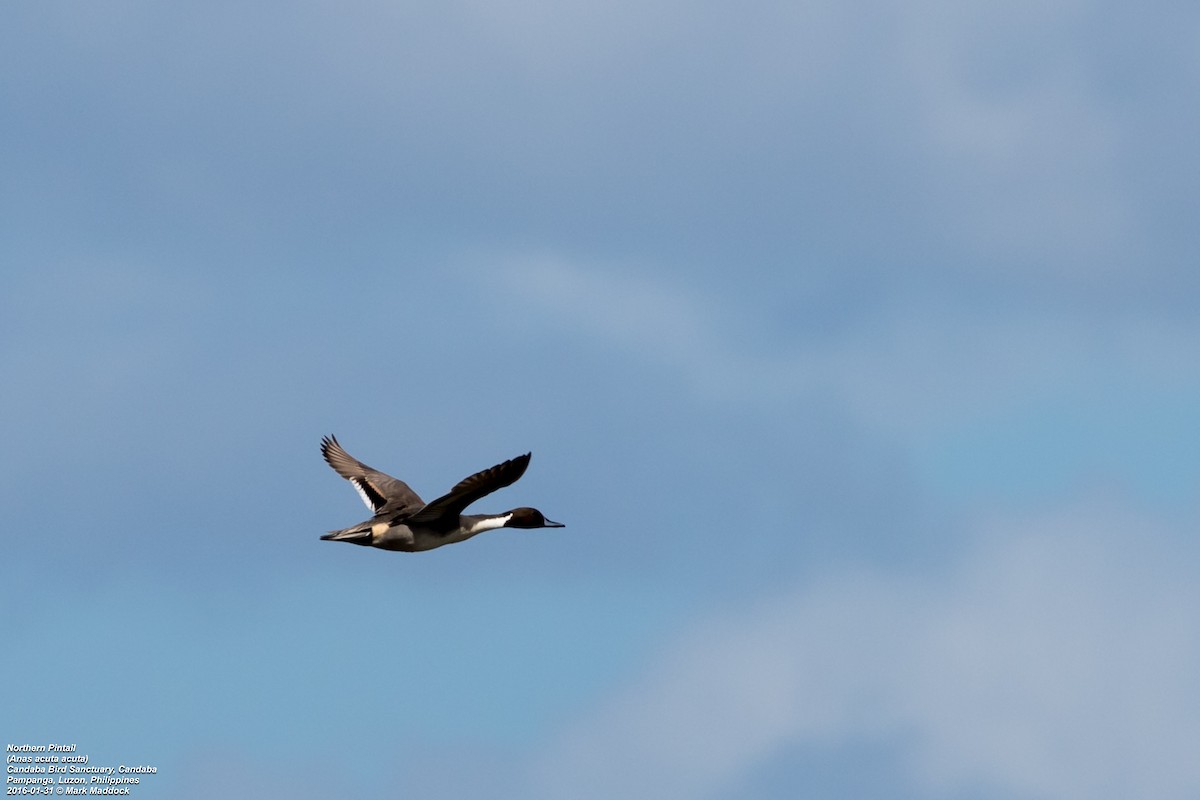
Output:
[504, 507, 566, 529]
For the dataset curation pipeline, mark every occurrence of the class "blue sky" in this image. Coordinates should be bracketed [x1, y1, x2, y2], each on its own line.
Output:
[4, 1, 1200, 797]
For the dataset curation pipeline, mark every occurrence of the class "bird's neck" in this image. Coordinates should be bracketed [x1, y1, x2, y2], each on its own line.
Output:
[462, 513, 514, 535]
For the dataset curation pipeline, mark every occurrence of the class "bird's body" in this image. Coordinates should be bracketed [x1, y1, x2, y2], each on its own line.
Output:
[319, 435, 563, 552]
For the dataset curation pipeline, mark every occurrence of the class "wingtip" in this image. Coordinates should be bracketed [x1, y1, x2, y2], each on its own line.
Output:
[320, 434, 340, 461]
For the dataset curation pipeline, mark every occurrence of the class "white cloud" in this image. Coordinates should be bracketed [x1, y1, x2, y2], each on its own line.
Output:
[530, 501, 1200, 799]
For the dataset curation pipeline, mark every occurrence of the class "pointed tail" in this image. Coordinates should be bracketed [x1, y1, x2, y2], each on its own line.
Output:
[320, 525, 374, 545]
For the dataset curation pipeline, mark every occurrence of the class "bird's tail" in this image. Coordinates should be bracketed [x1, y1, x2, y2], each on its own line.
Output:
[320, 523, 374, 545]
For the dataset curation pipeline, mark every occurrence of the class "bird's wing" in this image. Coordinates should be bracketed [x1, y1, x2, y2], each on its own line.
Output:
[405, 453, 531, 525]
[320, 435, 424, 515]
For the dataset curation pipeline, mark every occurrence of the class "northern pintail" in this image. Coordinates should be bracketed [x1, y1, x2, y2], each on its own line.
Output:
[319, 435, 564, 551]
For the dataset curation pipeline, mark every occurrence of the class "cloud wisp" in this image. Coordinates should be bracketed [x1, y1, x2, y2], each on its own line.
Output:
[489, 254, 1200, 439]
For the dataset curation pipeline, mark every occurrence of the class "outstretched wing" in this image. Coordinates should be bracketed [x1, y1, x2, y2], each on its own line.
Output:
[320, 435, 424, 516]
[405, 453, 531, 525]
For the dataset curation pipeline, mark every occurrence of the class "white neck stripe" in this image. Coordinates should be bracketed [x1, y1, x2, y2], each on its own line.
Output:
[466, 513, 513, 534]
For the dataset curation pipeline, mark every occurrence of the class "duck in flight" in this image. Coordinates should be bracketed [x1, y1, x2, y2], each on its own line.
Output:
[319, 435, 564, 552]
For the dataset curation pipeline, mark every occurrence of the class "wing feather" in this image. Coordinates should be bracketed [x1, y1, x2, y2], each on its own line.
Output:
[320, 435, 424, 516]
[406, 453, 531, 526]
